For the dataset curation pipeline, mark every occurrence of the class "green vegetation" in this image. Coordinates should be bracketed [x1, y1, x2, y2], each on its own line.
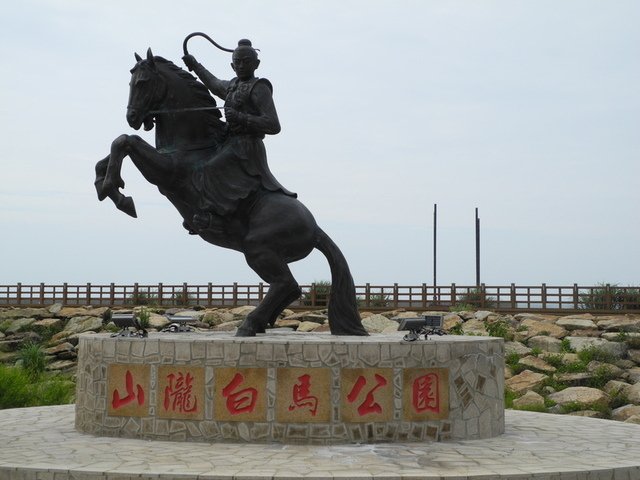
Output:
[447, 322, 464, 335]
[484, 318, 513, 341]
[0, 364, 74, 409]
[579, 283, 640, 310]
[560, 338, 574, 353]
[559, 401, 610, 417]
[626, 336, 640, 349]
[455, 288, 496, 309]
[449, 303, 475, 313]
[576, 345, 615, 364]
[301, 280, 332, 307]
[136, 307, 151, 330]
[504, 389, 517, 409]
[18, 342, 46, 377]
[357, 293, 390, 309]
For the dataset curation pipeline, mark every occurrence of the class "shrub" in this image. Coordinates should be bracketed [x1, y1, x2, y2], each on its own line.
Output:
[576, 345, 615, 365]
[560, 338, 574, 353]
[0, 365, 74, 409]
[18, 342, 46, 377]
[447, 323, 464, 335]
[580, 283, 640, 310]
[136, 307, 151, 330]
[455, 288, 495, 309]
[484, 319, 513, 341]
[301, 281, 331, 307]
[125, 289, 159, 306]
[357, 293, 390, 309]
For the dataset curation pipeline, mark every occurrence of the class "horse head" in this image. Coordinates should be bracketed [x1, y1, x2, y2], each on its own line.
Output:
[127, 48, 166, 131]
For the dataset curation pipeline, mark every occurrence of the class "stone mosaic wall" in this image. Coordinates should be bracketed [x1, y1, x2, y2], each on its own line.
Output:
[75, 332, 504, 444]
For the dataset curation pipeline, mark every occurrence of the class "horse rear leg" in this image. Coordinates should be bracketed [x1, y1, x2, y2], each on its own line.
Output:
[236, 249, 301, 337]
[94, 156, 137, 217]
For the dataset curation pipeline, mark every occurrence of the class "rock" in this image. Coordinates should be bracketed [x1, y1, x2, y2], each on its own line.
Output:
[381, 323, 399, 333]
[280, 309, 295, 318]
[520, 318, 567, 339]
[456, 310, 476, 321]
[172, 310, 205, 320]
[443, 313, 463, 330]
[626, 383, 640, 404]
[44, 342, 75, 356]
[379, 309, 407, 319]
[361, 314, 398, 333]
[57, 307, 93, 318]
[519, 356, 556, 373]
[504, 368, 513, 380]
[0, 332, 4, 340]
[628, 350, 640, 364]
[0, 332, 41, 352]
[297, 321, 322, 332]
[274, 319, 301, 329]
[314, 323, 331, 333]
[282, 312, 327, 324]
[148, 313, 170, 329]
[565, 337, 627, 359]
[611, 404, 640, 421]
[527, 336, 562, 353]
[474, 311, 493, 321]
[48, 303, 63, 315]
[556, 315, 598, 330]
[548, 387, 609, 408]
[505, 370, 547, 395]
[570, 329, 602, 338]
[0, 308, 50, 320]
[513, 390, 544, 409]
[555, 372, 593, 386]
[586, 361, 624, 378]
[567, 410, 603, 418]
[602, 332, 640, 341]
[504, 341, 532, 356]
[461, 319, 488, 336]
[32, 318, 63, 330]
[627, 368, 640, 384]
[202, 310, 234, 326]
[604, 380, 632, 396]
[59, 316, 104, 336]
[46, 360, 76, 372]
[597, 317, 640, 332]
[229, 306, 256, 319]
[625, 415, 640, 424]
[617, 359, 637, 369]
[514, 313, 559, 322]
[211, 320, 242, 331]
[540, 352, 579, 365]
[5, 318, 36, 334]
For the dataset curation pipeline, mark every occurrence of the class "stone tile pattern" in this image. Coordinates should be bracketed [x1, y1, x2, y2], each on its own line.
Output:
[4, 405, 640, 479]
[75, 332, 504, 444]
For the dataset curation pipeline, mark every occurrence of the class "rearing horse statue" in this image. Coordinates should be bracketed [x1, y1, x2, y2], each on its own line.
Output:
[94, 45, 367, 337]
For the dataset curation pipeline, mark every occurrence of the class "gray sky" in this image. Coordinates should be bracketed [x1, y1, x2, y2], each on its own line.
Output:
[1, 1, 639, 287]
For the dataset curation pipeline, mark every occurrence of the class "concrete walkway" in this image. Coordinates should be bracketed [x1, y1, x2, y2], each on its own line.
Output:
[0, 405, 639, 479]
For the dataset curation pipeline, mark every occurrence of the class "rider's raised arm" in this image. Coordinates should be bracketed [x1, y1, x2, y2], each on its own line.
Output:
[183, 55, 230, 99]
[246, 81, 281, 135]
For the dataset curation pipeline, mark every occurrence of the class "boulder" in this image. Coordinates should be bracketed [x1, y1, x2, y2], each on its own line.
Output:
[514, 313, 560, 322]
[626, 383, 640, 405]
[527, 336, 562, 353]
[48, 303, 63, 315]
[297, 321, 322, 332]
[504, 341, 532, 356]
[59, 316, 104, 336]
[628, 350, 640, 364]
[32, 318, 63, 330]
[586, 361, 624, 378]
[202, 310, 234, 326]
[229, 306, 256, 319]
[604, 380, 632, 397]
[46, 360, 76, 372]
[556, 315, 598, 330]
[44, 342, 75, 356]
[567, 410, 603, 418]
[171, 310, 205, 320]
[627, 368, 640, 384]
[513, 390, 544, 409]
[565, 337, 627, 359]
[505, 370, 547, 395]
[274, 319, 301, 329]
[548, 387, 609, 408]
[211, 320, 242, 331]
[555, 372, 593, 386]
[443, 313, 462, 330]
[474, 311, 493, 321]
[519, 356, 556, 373]
[0, 308, 50, 320]
[601, 332, 640, 341]
[282, 312, 327, 324]
[597, 317, 640, 332]
[5, 318, 36, 334]
[148, 313, 170, 329]
[625, 415, 640, 424]
[611, 404, 640, 421]
[461, 319, 488, 336]
[361, 314, 398, 333]
[540, 352, 579, 365]
[519, 319, 567, 339]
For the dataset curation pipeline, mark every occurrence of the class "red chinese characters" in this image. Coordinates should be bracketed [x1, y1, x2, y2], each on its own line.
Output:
[342, 369, 393, 422]
[222, 372, 258, 415]
[107, 364, 149, 417]
[112, 369, 145, 409]
[164, 371, 198, 413]
[288, 374, 319, 416]
[412, 373, 440, 413]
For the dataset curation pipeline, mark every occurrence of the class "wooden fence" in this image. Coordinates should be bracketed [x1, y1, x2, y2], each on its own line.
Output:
[1, 283, 639, 313]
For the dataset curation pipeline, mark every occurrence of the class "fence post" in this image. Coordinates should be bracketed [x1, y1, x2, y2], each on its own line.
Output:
[16, 282, 22, 305]
[182, 282, 188, 306]
[232, 282, 238, 307]
[393, 283, 399, 309]
[510, 283, 516, 309]
[573, 283, 579, 309]
[541, 283, 547, 310]
[605, 284, 612, 310]
[62, 283, 68, 305]
[86, 282, 91, 305]
[109, 283, 115, 306]
[480, 283, 486, 308]
[451, 283, 456, 307]
[365, 283, 370, 308]
[40, 282, 45, 306]
[422, 283, 427, 309]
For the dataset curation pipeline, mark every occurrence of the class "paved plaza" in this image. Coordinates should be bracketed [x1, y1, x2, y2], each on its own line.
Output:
[0, 405, 639, 479]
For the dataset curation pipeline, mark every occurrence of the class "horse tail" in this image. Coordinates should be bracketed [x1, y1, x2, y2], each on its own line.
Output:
[315, 228, 368, 336]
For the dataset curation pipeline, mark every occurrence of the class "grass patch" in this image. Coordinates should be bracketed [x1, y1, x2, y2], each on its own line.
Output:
[18, 342, 46, 377]
[576, 345, 615, 364]
[485, 319, 513, 341]
[504, 389, 518, 409]
[0, 365, 74, 409]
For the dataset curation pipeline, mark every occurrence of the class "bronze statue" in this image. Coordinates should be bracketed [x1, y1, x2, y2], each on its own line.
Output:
[94, 34, 367, 337]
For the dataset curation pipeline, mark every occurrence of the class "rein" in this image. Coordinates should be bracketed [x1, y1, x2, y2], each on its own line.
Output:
[149, 105, 225, 115]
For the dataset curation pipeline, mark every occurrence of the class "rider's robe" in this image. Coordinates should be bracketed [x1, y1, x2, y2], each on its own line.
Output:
[190, 67, 295, 217]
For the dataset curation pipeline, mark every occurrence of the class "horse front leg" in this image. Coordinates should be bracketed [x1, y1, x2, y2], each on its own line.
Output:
[95, 153, 137, 218]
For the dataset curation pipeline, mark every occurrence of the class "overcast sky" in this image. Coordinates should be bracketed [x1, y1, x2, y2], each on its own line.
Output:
[1, 1, 638, 287]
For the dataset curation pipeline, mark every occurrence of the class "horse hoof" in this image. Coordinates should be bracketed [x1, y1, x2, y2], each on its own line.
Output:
[117, 196, 138, 218]
[235, 326, 256, 337]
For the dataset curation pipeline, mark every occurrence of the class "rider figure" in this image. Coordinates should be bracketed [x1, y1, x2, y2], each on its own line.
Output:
[183, 39, 295, 232]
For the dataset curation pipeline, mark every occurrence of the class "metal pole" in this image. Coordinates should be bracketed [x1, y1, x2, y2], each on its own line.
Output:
[475, 208, 480, 286]
[433, 203, 437, 293]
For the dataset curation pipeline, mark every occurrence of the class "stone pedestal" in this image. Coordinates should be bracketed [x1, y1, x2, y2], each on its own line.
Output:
[75, 331, 504, 444]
